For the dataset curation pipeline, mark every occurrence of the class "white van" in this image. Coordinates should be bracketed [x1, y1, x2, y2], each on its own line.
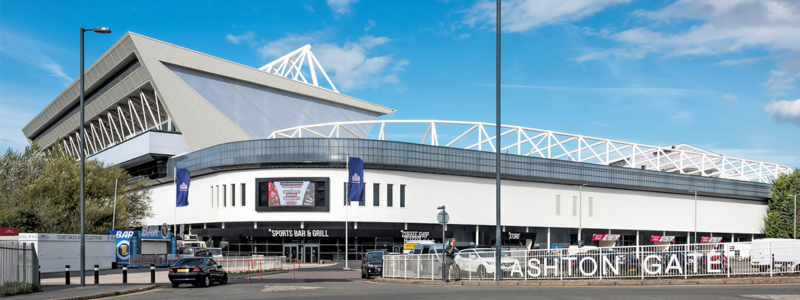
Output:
[750, 239, 800, 271]
[183, 241, 207, 248]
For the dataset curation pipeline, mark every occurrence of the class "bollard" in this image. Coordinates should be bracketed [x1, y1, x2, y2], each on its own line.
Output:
[122, 266, 128, 284]
[65, 265, 70, 285]
[150, 264, 156, 283]
[94, 265, 99, 284]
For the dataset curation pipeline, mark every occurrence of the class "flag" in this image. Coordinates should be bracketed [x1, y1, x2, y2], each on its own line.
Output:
[176, 168, 190, 207]
[348, 157, 364, 202]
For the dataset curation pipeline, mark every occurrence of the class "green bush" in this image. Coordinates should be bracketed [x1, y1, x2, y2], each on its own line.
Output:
[0, 281, 42, 297]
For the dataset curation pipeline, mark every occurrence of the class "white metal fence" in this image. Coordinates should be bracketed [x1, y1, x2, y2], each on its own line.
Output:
[217, 256, 291, 272]
[383, 241, 800, 280]
[0, 241, 39, 285]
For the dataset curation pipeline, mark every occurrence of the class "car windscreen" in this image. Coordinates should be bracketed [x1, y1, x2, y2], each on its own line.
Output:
[178, 248, 194, 254]
[367, 253, 383, 261]
[209, 249, 222, 255]
[175, 258, 205, 265]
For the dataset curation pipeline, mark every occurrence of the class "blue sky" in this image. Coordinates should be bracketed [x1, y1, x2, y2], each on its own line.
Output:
[1, 0, 798, 169]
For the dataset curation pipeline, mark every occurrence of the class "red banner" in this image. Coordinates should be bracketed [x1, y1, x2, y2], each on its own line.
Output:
[0, 228, 19, 236]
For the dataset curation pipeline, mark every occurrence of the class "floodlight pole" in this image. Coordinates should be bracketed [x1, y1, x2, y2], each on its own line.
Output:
[494, 0, 502, 281]
[79, 27, 110, 287]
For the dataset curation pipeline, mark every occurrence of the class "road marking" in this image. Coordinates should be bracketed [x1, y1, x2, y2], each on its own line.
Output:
[102, 287, 162, 299]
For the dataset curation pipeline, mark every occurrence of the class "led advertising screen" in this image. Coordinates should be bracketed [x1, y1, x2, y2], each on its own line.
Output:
[267, 181, 316, 206]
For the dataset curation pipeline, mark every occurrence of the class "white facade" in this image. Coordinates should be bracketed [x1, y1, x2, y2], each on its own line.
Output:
[146, 168, 767, 235]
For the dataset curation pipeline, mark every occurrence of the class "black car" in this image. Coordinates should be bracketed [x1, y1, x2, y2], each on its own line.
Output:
[361, 251, 388, 279]
[168, 257, 228, 288]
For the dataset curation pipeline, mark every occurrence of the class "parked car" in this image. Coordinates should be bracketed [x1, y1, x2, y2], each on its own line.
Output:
[207, 248, 223, 260]
[183, 241, 207, 248]
[455, 248, 517, 278]
[177, 247, 196, 259]
[168, 257, 227, 288]
[361, 251, 388, 279]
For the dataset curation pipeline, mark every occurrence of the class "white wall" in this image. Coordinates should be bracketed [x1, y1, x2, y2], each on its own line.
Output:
[19, 234, 116, 273]
[146, 168, 767, 234]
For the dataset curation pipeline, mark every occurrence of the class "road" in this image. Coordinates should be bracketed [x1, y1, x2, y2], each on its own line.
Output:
[110, 265, 800, 300]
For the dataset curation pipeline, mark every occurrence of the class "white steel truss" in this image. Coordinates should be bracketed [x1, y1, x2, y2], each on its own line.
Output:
[62, 89, 172, 159]
[267, 120, 792, 183]
[257, 44, 339, 93]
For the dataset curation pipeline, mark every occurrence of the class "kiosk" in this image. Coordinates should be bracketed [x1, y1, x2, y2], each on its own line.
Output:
[111, 223, 177, 268]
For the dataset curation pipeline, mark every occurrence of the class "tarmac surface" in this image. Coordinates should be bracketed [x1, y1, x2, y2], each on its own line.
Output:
[17, 262, 800, 300]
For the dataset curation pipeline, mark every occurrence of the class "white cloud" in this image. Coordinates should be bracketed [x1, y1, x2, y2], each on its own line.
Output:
[458, 33, 471, 40]
[257, 32, 406, 91]
[722, 94, 738, 102]
[462, 0, 632, 32]
[765, 98, 800, 126]
[0, 30, 72, 86]
[761, 69, 799, 93]
[327, 0, 358, 17]
[365, 20, 375, 32]
[225, 32, 255, 45]
[0, 103, 36, 152]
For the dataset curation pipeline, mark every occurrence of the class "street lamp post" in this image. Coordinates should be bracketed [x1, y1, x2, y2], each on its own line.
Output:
[437, 206, 446, 281]
[791, 194, 799, 239]
[494, 0, 502, 282]
[576, 184, 588, 246]
[691, 189, 702, 245]
[79, 27, 111, 286]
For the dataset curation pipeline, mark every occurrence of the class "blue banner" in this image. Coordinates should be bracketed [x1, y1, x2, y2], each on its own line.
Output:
[176, 168, 190, 207]
[348, 157, 364, 202]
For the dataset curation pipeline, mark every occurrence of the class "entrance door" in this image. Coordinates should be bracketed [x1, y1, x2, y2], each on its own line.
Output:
[284, 245, 298, 260]
[304, 246, 319, 263]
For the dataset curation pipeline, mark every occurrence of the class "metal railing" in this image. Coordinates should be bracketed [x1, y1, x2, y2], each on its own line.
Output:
[267, 120, 791, 183]
[383, 241, 800, 280]
[0, 241, 39, 285]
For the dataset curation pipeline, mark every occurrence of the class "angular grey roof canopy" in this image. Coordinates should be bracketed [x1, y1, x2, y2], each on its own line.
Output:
[23, 32, 395, 153]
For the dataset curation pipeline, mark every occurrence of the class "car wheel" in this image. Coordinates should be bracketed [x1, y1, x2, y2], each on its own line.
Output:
[220, 274, 228, 285]
[202, 275, 211, 287]
[477, 265, 487, 279]
[171, 282, 180, 288]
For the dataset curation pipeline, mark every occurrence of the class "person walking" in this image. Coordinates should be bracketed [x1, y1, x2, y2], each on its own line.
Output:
[444, 238, 461, 282]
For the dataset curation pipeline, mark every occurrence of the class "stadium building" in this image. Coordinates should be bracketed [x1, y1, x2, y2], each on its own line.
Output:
[23, 32, 793, 262]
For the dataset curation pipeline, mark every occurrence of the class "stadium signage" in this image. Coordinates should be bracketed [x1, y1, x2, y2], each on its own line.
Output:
[517, 253, 724, 278]
[268, 229, 329, 238]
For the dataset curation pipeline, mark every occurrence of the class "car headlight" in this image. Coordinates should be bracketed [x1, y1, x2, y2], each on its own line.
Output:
[369, 264, 374, 268]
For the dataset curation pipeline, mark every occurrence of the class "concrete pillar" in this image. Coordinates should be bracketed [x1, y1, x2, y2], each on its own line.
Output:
[475, 225, 480, 245]
[301, 221, 304, 229]
[222, 222, 225, 229]
[204, 223, 207, 229]
[254, 222, 257, 228]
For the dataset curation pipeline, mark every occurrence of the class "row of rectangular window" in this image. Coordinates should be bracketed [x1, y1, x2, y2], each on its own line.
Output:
[344, 183, 405, 208]
[211, 183, 246, 208]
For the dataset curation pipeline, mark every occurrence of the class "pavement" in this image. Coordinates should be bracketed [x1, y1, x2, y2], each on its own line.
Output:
[15, 262, 800, 299]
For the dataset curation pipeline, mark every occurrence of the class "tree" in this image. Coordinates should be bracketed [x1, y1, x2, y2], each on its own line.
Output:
[764, 168, 800, 238]
[0, 142, 152, 234]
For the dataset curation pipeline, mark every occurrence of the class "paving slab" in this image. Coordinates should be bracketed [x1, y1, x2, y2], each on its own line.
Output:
[9, 284, 157, 300]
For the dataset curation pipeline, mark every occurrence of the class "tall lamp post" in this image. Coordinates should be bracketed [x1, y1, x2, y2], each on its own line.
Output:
[437, 206, 446, 281]
[575, 184, 588, 246]
[494, 0, 502, 282]
[690, 189, 702, 245]
[79, 27, 111, 286]
[791, 194, 799, 239]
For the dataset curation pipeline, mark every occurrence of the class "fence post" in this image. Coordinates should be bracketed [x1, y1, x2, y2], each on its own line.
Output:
[684, 245, 687, 280]
[122, 266, 127, 283]
[770, 242, 773, 277]
[22, 243, 27, 285]
[150, 264, 155, 283]
[259, 260, 262, 281]
[65, 265, 70, 285]
[640, 246, 644, 281]
[404, 256, 407, 279]
[94, 265, 99, 284]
